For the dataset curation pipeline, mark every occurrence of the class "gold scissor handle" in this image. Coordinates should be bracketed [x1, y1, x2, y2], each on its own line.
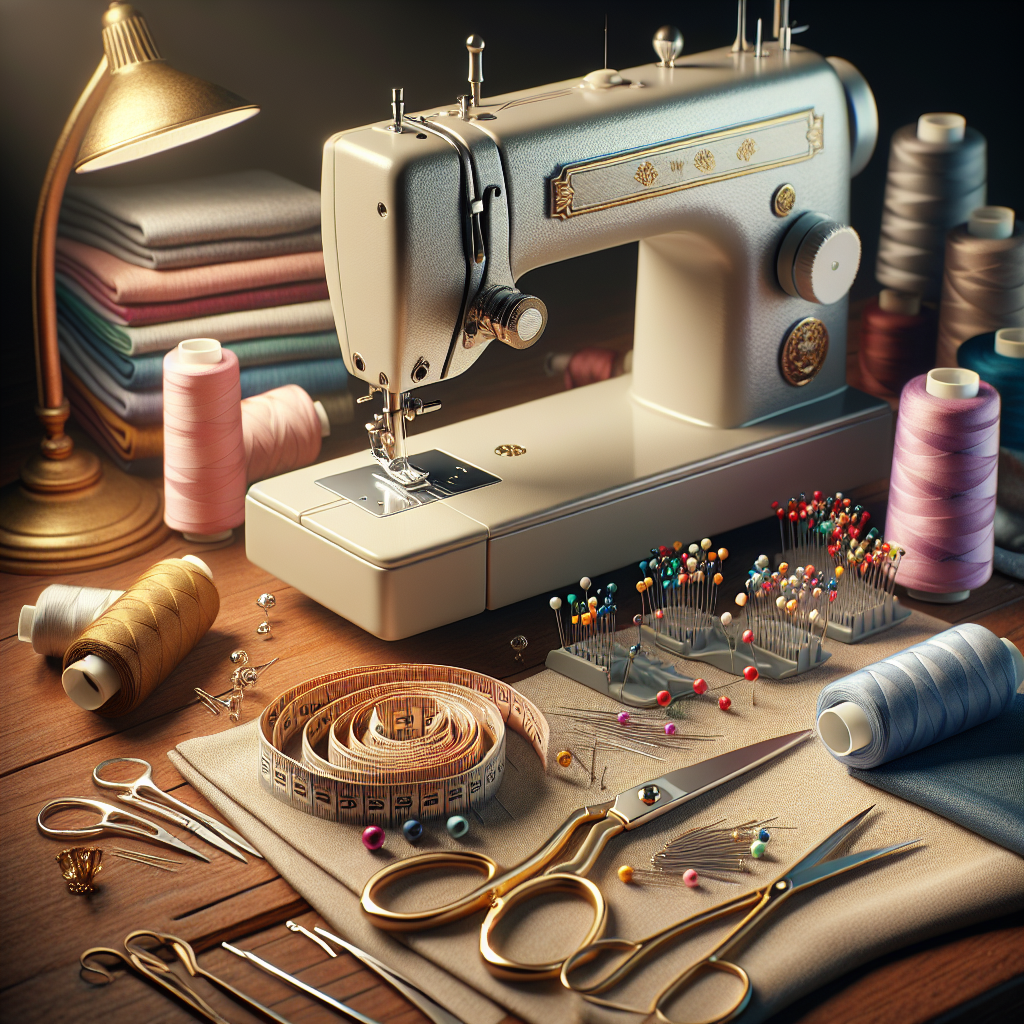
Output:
[480, 872, 607, 981]
[562, 889, 763, 996]
[361, 850, 501, 930]
[652, 957, 751, 1024]
[360, 802, 615, 933]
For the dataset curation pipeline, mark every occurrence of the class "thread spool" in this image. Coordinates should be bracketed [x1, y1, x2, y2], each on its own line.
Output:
[241, 384, 330, 484]
[62, 555, 219, 715]
[876, 113, 986, 301]
[957, 328, 1024, 450]
[163, 338, 247, 543]
[936, 207, 1024, 368]
[886, 369, 999, 602]
[18, 585, 124, 658]
[816, 623, 1023, 769]
[857, 289, 936, 398]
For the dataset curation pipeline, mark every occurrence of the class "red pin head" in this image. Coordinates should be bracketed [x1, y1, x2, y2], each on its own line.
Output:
[741, 629, 754, 644]
[718, 696, 732, 711]
[743, 665, 759, 681]
[692, 678, 708, 695]
[656, 690, 672, 707]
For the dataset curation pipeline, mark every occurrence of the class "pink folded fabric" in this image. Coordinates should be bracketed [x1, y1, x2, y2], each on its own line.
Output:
[56, 271, 330, 326]
[55, 237, 326, 304]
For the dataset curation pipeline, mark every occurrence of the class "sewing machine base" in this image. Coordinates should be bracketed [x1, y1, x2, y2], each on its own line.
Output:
[245, 376, 892, 640]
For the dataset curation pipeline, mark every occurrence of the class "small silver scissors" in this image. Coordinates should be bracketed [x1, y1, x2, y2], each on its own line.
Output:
[92, 756, 261, 862]
[38, 797, 209, 860]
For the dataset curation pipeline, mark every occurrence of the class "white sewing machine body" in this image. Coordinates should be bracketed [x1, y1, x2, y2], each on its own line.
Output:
[246, 40, 891, 640]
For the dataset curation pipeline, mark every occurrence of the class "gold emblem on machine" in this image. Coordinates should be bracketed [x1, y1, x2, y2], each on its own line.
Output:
[736, 138, 758, 162]
[773, 183, 796, 217]
[549, 109, 823, 219]
[634, 161, 659, 187]
[780, 318, 830, 386]
[494, 444, 527, 457]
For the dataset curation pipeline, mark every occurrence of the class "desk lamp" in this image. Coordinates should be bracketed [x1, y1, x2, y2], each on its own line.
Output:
[0, 1, 258, 574]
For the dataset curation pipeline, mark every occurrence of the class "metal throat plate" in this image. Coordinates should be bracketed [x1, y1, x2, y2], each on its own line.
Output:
[315, 449, 500, 518]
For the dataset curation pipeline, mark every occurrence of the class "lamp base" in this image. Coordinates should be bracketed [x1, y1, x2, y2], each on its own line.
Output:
[0, 450, 169, 575]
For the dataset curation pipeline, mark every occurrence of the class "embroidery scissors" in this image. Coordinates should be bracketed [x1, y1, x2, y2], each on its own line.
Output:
[37, 797, 210, 860]
[92, 756, 261, 861]
[360, 730, 811, 980]
[560, 805, 920, 1022]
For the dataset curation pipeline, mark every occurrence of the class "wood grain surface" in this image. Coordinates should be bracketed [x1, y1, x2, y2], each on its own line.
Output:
[2, 308, 1022, 1024]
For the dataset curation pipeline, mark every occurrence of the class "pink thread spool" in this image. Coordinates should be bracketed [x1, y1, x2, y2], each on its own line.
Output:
[886, 368, 999, 602]
[241, 385, 330, 484]
[163, 338, 247, 542]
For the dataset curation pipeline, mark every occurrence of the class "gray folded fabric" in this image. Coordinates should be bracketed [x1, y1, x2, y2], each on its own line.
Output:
[64, 170, 320, 245]
[171, 611, 1024, 1024]
[56, 284, 335, 356]
[58, 170, 322, 268]
[59, 321, 348, 425]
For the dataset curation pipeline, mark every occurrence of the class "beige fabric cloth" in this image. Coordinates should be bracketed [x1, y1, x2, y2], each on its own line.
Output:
[171, 611, 1024, 1024]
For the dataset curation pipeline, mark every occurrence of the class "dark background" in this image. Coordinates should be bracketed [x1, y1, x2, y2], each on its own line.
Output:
[3, 0, 1022, 435]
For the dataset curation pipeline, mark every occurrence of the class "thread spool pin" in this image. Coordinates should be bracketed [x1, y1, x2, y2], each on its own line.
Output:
[256, 593, 276, 637]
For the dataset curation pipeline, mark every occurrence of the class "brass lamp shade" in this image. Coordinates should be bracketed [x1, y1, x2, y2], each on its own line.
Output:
[0, 2, 259, 574]
[77, 61, 259, 173]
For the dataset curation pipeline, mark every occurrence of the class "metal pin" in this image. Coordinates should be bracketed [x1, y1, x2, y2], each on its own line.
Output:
[466, 35, 484, 107]
[731, 0, 752, 52]
[111, 847, 182, 864]
[390, 87, 404, 131]
[286, 920, 337, 958]
[755, 17, 765, 58]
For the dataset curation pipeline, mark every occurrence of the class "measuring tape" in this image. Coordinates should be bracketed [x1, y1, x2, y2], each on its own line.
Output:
[259, 665, 549, 825]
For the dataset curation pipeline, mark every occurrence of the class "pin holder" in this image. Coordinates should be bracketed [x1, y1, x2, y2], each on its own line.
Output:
[545, 644, 695, 708]
[641, 620, 829, 679]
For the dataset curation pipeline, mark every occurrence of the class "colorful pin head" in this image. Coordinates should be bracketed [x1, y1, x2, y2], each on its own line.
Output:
[718, 695, 732, 711]
[362, 825, 385, 850]
[693, 678, 708, 695]
[656, 689, 672, 707]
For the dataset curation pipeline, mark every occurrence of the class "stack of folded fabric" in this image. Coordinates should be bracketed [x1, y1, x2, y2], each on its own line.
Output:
[56, 169, 346, 473]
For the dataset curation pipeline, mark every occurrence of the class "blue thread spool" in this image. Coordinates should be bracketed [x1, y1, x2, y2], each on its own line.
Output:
[446, 815, 469, 838]
[816, 624, 1024, 769]
[402, 819, 423, 843]
[957, 329, 1024, 449]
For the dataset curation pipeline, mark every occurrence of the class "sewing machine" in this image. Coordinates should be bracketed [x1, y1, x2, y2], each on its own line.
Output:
[245, 14, 890, 640]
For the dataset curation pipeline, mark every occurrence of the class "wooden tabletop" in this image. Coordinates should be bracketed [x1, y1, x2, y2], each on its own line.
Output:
[2, 320, 1023, 1023]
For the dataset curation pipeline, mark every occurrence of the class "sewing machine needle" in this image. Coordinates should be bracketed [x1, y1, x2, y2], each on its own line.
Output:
[222, 943, 382, 1024]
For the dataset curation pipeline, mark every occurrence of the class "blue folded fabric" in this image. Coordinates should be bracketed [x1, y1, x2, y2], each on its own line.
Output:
[848, 692, 1024, 855]
[57, 301, 341, 392]
[60, 319, 349, 426]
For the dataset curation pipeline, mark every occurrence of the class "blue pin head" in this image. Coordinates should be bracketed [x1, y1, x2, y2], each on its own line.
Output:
[606, 582, 617, 594]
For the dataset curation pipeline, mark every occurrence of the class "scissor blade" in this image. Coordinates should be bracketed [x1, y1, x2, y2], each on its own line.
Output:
[788, 838, 922, 893]
[785, 805, 875, 879]
[131, 788, 263, 859]
[611, 730, 811, 827]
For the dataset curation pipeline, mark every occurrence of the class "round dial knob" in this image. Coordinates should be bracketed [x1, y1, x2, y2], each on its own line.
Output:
[777, 212, 862, 305]
[472, 286, 548, 349]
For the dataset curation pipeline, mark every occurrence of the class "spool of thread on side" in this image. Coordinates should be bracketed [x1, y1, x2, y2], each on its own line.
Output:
[62, 555, 218, 715]
[19, 585, 124, 658]
[163, 338, 247, 543]
[936, 206, 1024, 368]
[241, 384, 330, 484]
[816, 624, 1023, 768]
[876, 113, 987, 301]
[886, 368, 999, 602]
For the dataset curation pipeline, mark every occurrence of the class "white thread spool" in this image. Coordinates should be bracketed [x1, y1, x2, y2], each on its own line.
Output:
[61, 555, 213, 710]
[18, 585, 124, 657]
[968, 206, 1015, 240]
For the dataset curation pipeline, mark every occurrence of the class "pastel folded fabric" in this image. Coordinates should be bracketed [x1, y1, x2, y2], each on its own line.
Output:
[64, 365, 163, 462]
[55, 239, 327, 304]
[58, 305, 342, 391]
[57, 271, 329, 326]
[59, 169, 322, 269]
[60, 325, 348, 426]
[56, 285, 335, 356]
[849, 693, 1024, 855]
[58, 222, 322, 270]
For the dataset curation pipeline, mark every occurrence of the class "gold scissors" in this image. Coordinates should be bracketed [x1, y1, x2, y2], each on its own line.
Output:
[360, 730, 810, 980]
[560, 805, 920, 1022]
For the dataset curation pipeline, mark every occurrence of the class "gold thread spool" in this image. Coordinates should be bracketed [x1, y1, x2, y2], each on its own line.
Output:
[62, 557, 219, 716]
